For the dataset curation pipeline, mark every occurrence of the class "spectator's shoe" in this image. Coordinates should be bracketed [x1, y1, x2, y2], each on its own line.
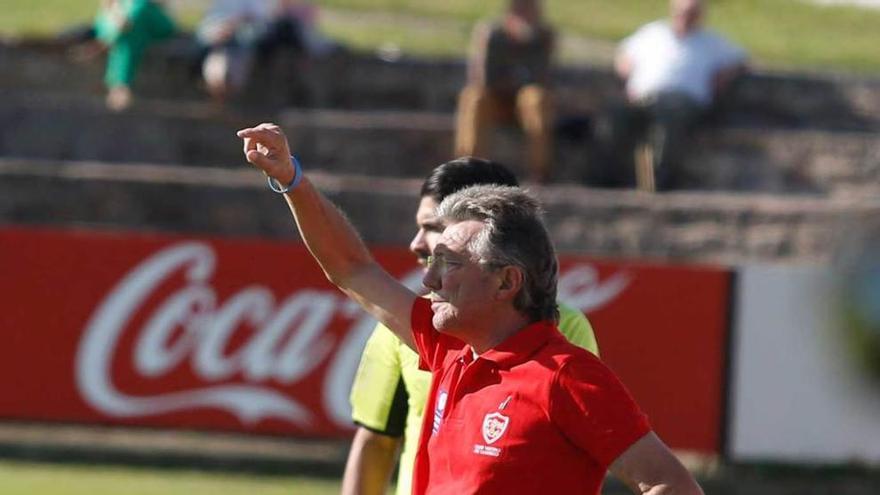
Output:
[106, 86, 132, 112]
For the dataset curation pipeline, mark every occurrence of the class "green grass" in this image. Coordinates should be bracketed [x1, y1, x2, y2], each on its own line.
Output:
[0, 0, 203, 37]
[2, 0, 880, 73]
[0, 460, 340, 495]
[0, 0, 97, 36]
[320, 0, 880, 72]
[319, 11, 472, 58]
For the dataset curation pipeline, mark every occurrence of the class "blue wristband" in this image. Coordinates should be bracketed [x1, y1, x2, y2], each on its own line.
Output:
[267, 155, 303, 193]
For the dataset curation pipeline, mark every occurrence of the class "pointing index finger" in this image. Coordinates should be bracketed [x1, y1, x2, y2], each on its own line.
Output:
[237, 126, 274, 155]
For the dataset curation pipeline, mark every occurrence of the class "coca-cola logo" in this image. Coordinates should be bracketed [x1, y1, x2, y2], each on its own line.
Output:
[558, 264, 631, 311]
[76, 242, 630, 431]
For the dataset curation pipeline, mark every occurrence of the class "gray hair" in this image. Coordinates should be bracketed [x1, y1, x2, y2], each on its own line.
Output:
[436, 184, 559, 323]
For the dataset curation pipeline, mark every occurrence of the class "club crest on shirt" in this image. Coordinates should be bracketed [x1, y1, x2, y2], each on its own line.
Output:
[481, 411, 509, 445]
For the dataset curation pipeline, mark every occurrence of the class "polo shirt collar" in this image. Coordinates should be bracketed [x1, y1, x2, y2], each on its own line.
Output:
[472, 320, 557, 369]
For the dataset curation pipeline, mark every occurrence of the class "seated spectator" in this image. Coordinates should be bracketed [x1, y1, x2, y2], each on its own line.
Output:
[603, 0, 746, 190]
[270, 0, 338, 58]
[454, 0, 555, 183]
[196, 0, 274, 102]
[93, 0, 176, 111]
[196, 0, 326, 103]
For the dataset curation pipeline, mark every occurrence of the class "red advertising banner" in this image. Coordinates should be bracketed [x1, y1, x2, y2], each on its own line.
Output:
[0, 227, 730, 453]
[558, 259, 732, 455]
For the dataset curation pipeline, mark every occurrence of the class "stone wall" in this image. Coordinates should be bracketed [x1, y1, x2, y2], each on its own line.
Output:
[3, 39, 880, 128]
[3, 158, 877, 265]
[2, 96, 878, 195]
[2, 38, 879, 263]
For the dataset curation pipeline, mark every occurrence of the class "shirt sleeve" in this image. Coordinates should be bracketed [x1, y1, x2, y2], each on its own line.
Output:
[557, 303, 600, 357]
[549, 356, 651, 468]
[349, 323, 408, 436]
[710, 32, 747, 68]
[618, 22, 653, 60]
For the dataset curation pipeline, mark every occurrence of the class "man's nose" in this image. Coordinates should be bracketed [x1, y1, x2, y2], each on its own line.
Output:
[422, 262, 441, 292]
[410, 229, 427, 255]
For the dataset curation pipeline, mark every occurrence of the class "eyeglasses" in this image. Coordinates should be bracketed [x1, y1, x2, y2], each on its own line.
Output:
[426, 254, 458, 274]
[426, 254, 505, 274]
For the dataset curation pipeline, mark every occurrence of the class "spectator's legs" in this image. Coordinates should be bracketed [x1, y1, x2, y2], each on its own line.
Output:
[103, 41, 140, 110]
[516, 84, 554, 183]
[602, 102, 648, 187]
[455, 85, 500, 159]
[649, 92, 705, 190]
[203, 44, 254, 103]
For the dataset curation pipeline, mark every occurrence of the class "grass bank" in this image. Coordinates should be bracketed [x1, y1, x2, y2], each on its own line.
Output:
[2, 1, 879, 73]
[0, 460, 340, 495]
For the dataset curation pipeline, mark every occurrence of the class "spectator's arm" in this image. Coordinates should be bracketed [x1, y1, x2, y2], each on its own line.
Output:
[535, 26, 556, 85]
[466, 22, 492, 86]
[615, 25, 645, 95]
[237, 124, 418, 349]
[102, 0, 131, 33]
[609, 432, 704, 495]
[341, 428, 401, 495]
[614, 51, 633, 82]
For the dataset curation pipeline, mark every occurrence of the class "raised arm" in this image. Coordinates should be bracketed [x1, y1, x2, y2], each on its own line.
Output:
[237, 123, 417, 348]
[609, 432, 704, 495]
[614, 51, 633, 82]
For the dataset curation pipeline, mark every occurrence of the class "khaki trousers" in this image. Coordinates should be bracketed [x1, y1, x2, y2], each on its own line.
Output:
[454, 84, 554, 182]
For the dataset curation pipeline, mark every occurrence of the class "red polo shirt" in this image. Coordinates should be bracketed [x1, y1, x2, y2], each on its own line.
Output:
[410, 298, 650, 495]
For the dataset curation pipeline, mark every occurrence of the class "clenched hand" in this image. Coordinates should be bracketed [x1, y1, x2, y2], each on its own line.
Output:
[237, 123, 295, 185]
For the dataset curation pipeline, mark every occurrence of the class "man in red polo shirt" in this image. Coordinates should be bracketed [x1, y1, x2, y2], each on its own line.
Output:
[236, 123, 703, 495]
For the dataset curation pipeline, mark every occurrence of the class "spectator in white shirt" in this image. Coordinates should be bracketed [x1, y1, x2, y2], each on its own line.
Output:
[603, 0, 747, 190]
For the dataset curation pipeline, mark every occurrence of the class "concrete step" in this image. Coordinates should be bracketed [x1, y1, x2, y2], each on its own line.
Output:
[0, 94, 259, 168]
[3, 158, 878, 264]
[0, 39, 462, 112]
[686, 128, 880, 197]
[1, 96, 878, 195]
[0, 421, 347, 475]
[0, 94, 454, 180]
[3, 39, 879, 130]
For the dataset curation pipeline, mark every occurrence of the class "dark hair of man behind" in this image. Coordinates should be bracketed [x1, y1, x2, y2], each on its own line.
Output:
[420, 157, 519, 202]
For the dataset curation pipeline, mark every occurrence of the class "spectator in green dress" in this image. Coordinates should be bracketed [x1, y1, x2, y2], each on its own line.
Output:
[94, 0, 176, 110]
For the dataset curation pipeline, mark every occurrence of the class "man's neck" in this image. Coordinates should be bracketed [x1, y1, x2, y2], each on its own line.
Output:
[671, 22, 700, 39]
[468, 310, 531, 354]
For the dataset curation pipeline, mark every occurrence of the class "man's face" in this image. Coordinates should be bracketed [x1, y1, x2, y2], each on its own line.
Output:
[409, 196, 443, 269]
[671, 0, 703, 36]
[422, 220, 501, 336]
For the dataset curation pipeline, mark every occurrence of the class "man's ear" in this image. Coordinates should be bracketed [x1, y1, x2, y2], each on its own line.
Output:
[495, 265, 524, 301]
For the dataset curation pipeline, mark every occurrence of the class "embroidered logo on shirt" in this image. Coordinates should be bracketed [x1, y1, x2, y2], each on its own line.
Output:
[481, 412, 509, 445]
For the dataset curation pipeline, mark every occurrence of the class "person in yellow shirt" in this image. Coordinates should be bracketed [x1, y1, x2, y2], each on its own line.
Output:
[341, 157, 598, 495]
